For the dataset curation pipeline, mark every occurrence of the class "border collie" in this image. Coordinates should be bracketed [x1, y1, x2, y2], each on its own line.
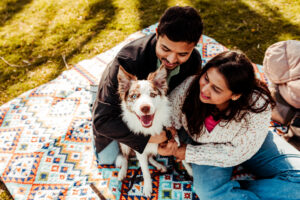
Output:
[116, 65, 171, 197]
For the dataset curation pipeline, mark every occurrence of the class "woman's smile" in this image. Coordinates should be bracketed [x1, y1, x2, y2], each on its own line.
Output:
[200, 91, 210, 100]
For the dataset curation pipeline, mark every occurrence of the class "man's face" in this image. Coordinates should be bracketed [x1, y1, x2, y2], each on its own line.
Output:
[155, 34, 196, 70]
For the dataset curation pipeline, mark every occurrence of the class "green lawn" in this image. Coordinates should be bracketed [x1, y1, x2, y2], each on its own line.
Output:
[0, 0, 300, 197]
[1, 0, 300, 106]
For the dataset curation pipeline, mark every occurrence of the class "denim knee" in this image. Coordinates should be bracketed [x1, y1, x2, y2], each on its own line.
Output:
[192, 164, 233, 199]
[192, 164, 261, 200]
[193, 180, 248, 200]
[94, 140, 119, 165]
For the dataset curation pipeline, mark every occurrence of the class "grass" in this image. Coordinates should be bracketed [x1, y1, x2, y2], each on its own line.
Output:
[0, 179, 12, 200]
[0, 0, 300, 106]
[0, 0, 299, 198]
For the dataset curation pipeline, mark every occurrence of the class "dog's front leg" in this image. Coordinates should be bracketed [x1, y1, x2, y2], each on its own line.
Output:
[136, 152, 152, 197]
[116, 144, 131, 181]
[149, 156, 167, 172]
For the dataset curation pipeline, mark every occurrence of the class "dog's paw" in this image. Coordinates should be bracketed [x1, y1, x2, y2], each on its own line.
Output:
[115, 155, 124, 168]
[118, 168, 127, 181]
[157, 165, 167, 173]
[143, 181, 152, 197]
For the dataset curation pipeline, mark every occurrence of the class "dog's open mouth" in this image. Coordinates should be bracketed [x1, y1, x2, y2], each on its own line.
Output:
[137, 114, 154, 128]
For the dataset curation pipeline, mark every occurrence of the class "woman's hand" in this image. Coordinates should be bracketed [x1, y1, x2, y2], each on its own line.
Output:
[157, 140, 178, 156]
[174, 145, 187, 162]
[151, 127, 179, 156]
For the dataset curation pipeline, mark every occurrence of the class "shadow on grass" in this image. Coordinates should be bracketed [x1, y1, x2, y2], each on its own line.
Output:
[0, 0, 32, 27]
[62, 0, 116, 62]
[137, 0, 168, 29]
[191, 0, 300, 63]
[33, 0, 117, 72]
[0, 0, 116, 101]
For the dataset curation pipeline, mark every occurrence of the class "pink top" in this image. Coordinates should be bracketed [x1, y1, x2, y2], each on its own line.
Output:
[204, 115, 221, 132]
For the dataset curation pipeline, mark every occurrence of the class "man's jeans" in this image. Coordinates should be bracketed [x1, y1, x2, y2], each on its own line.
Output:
[94, 139, 120, 165]
[190, 131, 300, 200]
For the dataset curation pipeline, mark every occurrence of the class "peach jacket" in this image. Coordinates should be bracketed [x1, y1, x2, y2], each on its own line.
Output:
[169, 76, 271, 167]
[263, 40, 300, 108]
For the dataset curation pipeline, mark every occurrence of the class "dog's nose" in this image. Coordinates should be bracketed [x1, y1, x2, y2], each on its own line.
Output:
[140, 104, 150, 114]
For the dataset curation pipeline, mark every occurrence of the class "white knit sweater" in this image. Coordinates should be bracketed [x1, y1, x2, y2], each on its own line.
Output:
[169, 76, 271, 167]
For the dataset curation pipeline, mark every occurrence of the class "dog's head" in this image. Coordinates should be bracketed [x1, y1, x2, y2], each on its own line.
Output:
[117, 65, 169, 129]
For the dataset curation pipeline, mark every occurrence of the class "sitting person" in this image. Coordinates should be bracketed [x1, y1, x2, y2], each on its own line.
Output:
[162, 51, 300, 200]
[92, 6, 203, 164]
[263, 40, 300, 142]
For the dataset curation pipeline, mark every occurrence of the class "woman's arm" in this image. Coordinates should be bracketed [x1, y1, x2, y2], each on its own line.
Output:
[184, 106, 271, 167]
[168, 76, 196, 129]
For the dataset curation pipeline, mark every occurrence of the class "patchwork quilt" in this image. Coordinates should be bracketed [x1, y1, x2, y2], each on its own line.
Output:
[0, 24, 287, 200]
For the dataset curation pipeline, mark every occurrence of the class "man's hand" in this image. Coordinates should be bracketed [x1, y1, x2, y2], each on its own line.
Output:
[149, 130, 168, 144]
[157, 140, 178, 156]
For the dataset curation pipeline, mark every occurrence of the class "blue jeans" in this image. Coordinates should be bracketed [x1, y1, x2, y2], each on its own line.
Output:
[94, 139, 120, 165]
[191, 131, 300, 200]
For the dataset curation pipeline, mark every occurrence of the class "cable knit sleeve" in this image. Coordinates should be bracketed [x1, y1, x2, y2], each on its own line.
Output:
[185, 97, 271, 167]
[168, 76, 196, 130]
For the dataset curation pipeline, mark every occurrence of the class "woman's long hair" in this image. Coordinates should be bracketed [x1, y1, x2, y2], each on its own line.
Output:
[182, 51, 275, 137]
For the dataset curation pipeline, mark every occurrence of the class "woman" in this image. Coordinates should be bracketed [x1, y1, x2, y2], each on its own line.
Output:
[166, 51, 300, 200]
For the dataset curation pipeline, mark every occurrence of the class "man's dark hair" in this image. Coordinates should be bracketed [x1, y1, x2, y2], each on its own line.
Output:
[157, 6, 203, 44]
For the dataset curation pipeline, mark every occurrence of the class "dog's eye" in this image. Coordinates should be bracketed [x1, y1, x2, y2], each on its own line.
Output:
[131, 94, 137, 99]
[150, 92, 157, 98]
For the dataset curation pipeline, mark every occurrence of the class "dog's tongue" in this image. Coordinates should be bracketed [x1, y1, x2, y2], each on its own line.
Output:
[140, 115, 154, 127]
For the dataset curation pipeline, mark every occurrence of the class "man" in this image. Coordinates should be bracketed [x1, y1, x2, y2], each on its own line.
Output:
[92, 6, 203, 164]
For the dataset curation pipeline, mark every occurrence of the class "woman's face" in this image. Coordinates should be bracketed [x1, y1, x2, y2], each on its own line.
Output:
[199, 67, 240, 111]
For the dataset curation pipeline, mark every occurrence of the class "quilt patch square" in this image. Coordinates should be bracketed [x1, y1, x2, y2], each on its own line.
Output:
[2, 152, 43, 184]
[0, 127, 23, 153]
[28, 184, 69, 200]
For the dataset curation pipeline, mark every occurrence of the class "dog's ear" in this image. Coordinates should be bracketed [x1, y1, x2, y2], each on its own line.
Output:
[148, 65, 168, 94]
[117, 66, 137, 98]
